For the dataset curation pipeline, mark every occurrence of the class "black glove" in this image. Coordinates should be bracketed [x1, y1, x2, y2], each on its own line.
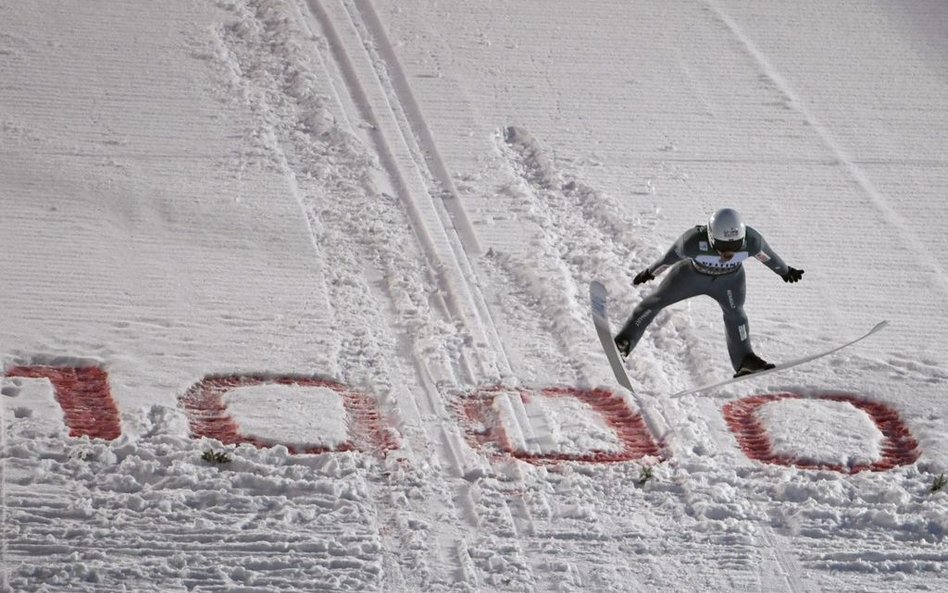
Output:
[782, 267, 804, 283]
[633, 269, 655, 286]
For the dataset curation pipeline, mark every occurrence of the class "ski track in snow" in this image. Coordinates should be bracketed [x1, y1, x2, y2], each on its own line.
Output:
[1, 1, 947, 592]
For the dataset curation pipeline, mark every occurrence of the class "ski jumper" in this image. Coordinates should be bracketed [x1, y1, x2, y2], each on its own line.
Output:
[617, 225, 790, 371]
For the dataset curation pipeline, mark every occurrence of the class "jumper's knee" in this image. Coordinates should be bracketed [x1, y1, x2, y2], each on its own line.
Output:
[723, 305, 747, 324]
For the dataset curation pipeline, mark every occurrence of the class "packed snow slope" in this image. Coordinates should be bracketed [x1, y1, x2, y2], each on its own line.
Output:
[2, 1, 947, 592]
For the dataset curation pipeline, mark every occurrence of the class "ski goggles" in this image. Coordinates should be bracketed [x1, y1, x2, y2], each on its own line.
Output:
[710, 238, 744, 253]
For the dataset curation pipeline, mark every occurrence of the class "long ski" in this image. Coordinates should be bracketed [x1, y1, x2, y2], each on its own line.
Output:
[672, 321, 889, 397]
[590, 281, 635, 392]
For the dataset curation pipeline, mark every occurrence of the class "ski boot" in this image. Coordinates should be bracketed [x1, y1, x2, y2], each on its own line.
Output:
[734, 353, 776, 377]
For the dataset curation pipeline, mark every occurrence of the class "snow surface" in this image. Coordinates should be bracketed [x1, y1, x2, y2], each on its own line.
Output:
[757, 398, 883, 468]
[499, 390, 624, 456]
[225, 384, 349, 449]
[2, 0, 948, 592]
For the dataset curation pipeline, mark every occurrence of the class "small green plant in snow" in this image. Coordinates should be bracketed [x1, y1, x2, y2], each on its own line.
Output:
[638, 465, 654, 487]
[931, 474, 947, 494]
[202, 449, 232, 465]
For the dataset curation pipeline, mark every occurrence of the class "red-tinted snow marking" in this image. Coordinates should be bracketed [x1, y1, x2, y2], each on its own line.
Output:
[458, 386, 662, 464]
[5, 365, 122, 440]
[180, 374, 399, 455]
[723, 393, 919, 473]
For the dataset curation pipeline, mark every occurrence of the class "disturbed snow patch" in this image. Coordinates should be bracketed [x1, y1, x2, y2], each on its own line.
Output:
[495, 390, 623, 456]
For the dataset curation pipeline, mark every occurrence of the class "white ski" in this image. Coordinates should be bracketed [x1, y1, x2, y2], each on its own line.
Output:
[590, 281, 635, 392]
[672, 320, 889, 398]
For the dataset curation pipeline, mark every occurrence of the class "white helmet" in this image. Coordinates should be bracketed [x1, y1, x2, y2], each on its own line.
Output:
[708, 208, 746, 252]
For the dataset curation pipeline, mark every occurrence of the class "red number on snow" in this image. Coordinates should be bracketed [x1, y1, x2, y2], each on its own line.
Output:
[179, 374, 399, 455]
[5, 366, 122, 440]
[458, 386, 663, 464]
[724, 393, 920, 473]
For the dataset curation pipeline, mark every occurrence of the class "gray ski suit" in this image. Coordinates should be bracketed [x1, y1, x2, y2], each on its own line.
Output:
[617, 225, 790, 371]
